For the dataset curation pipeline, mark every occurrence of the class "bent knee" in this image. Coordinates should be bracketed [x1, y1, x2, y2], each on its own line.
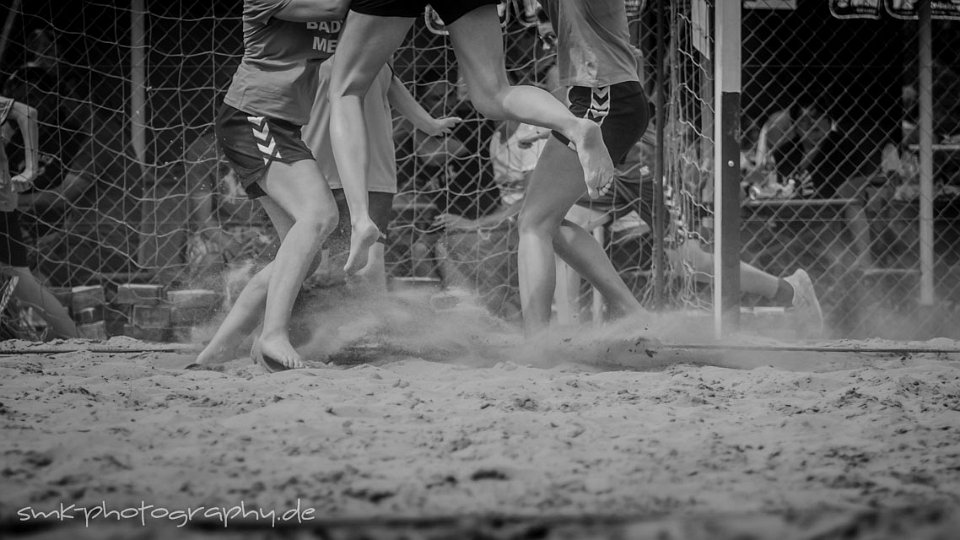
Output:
[316, 212, 340, 236]
[466, 85, 510, 121]
[298, 211, 339, 238]
[518, 210, 562, 237]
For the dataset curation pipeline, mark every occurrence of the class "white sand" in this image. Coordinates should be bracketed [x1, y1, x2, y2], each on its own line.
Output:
[1, 296, 959, 538]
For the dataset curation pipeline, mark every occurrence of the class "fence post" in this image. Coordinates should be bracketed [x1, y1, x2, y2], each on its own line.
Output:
[917, 0, 935, 307]
[652, 0, 666, 309]
[0, 0, 22, 68]
[131, 0, 147, 164]
[713, 0, 741, 337]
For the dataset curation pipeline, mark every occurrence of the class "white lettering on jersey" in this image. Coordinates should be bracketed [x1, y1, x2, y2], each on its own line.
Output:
[305, 21, 342, 33]
[312, 37, 338, 54]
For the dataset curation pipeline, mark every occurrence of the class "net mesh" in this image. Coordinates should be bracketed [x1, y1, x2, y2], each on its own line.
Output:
[1, 0, 959, 340]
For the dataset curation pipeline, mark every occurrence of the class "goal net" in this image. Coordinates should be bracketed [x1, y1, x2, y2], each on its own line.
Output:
[0, 0, 708, 336]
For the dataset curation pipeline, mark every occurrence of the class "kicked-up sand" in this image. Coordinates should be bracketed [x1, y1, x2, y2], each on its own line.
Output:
[1, 289, 959, 539]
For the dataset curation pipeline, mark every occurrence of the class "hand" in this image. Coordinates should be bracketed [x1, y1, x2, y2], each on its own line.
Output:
[424, 116, 462, 137]
[435, 212, 481, 231]
[516, 127, 549, 149]
[10, 170, 35, 192]
[517, 130, 547, 149]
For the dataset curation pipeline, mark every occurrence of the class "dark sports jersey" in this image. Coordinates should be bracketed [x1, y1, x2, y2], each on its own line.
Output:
[541, 0, 638, 88]
[223, 0, 344, 125]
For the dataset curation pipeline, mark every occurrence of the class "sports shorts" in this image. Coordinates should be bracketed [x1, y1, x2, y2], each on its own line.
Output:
[214, 104, 315, 199]
[350, 0, 499, 23]
[552, 80, 650, 166]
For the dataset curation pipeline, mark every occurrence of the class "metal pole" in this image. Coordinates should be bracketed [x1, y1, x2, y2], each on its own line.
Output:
[0, 0, 22, 69]
[652, 0, 666, 309]
[918, 0, 935, 306]
[713, 0, 741, 337]
[131, 0, 147, 164]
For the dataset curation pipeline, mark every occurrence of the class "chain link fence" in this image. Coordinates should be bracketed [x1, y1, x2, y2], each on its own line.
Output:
[0, 0, 957, 341]
[736, 0, 960, 338]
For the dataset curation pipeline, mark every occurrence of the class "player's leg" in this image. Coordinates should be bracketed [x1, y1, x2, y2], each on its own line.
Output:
[444, 4, 615, 198]
[554, 218, 645, 318]
[557, 198, 646, 319]
[350, 192, 393, 293]
[254, 159, 339, 369]
[327, 190, 393, 294]
[193, 199, 295, 366]
[328, 11, 414, 275]
[0, 211, 77, 339]
[668, 240, 781, 299]
[836, 176, 875, 268]
[667, 240, 822, 336]
[519, 138, 640, 335]
[2, 266, 77, 339]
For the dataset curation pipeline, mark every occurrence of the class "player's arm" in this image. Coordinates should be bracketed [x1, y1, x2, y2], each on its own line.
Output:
[8, 100, 39, 188]
[273, 0, 348, 22]
[797, 117, 831, 174]
[754, 111, 789, 171]
[436, 200, 522, 231]
[18, 170, 93, 212]
[17, 136, 94, 212]
[387, 74, 461, 137]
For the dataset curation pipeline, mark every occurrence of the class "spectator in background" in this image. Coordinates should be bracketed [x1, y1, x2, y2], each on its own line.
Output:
[6, 69, 143, 285]
[304, 59, 461, 293]
[448, 121, 824, 337]
[750, 95, 869, 199]
[327, 1, 617, 278]
[0, 94, 77, 339]
[181, 130, 258, 279]
[2, 67, 86, 240]
[394, 80, 521, 318]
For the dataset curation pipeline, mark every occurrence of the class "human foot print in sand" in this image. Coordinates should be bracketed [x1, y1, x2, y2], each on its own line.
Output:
[343, 218, 382, 275]
[251, 337, 303, 373]
[573, 121, 615, 199]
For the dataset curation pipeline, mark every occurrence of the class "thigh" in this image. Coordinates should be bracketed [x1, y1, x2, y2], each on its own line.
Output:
[259, 159, 336, 223]
[329, 12, 414, 98]
[259, 198, 295, 242]
[216, 105, 315, 200]
[445, 4, 510, 98]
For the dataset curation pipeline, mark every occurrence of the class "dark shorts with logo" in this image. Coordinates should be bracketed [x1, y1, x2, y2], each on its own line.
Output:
[215, 104, 315, 199]
[552, 80, 650, 166]
[350, 0, 499, 23]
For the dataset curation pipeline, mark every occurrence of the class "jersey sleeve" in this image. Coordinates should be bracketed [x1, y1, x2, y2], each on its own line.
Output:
[245, 0, 294, 25]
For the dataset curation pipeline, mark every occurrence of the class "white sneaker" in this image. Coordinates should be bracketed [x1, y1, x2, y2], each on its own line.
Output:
[785, 269, 824, 339]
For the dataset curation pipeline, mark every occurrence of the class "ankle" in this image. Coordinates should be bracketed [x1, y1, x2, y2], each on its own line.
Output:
[258, 329, 289, 344]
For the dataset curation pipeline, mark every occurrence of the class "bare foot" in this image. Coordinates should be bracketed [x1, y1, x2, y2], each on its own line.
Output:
[571, 120, 615, 199]
[251, 336, 303, 373]
[343, 218, 381, 275]
[193, 342, 240, 367]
